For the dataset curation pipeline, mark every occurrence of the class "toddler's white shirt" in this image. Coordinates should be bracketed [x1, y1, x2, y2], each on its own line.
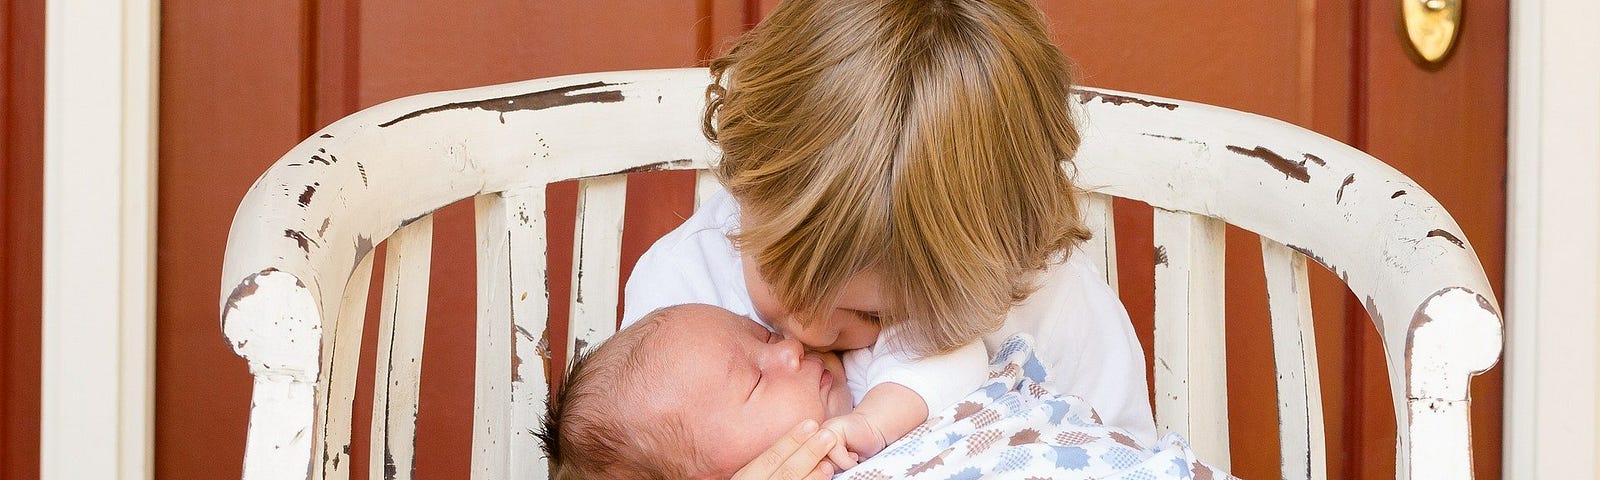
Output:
[620, 189, 1157, 443]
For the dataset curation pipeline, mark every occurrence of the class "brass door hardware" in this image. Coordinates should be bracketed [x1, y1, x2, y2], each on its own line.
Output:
[1402, 0, 1463, 66]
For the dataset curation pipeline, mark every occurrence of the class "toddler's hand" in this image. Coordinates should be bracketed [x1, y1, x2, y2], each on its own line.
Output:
[819, 412, 889, 471]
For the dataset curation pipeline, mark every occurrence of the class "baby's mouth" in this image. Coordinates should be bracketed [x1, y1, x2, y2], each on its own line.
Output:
[807, 354, 828, 387]
[806, 353, 833, 398]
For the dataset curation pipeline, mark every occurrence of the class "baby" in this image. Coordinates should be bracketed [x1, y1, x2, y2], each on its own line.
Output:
[539, 303, 985, 479]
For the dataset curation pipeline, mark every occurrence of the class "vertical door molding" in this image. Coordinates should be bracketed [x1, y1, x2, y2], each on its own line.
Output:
[1505, 0, 1600, 477]
[40, 1, 158, 479]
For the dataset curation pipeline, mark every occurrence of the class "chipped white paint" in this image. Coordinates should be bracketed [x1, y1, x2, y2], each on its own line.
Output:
[243, 376, 318, 480]
[472, 194, 514, 480]
[226, 269, 321, 480]
[568, 176, 628, 357]
[371, 217, 434, 480]
[1151, 208, 1229, 467]
[1079, 192, 1118, 291]
[475, 187, 555, 480]
[221, 69, 1501, 479]
[1406, 288, 1502, 480]
[317, 255, 373, 480]
[505, 188, 555, 480]
[1262, 238, 1328, 480]
[1072, 87, 1502, 478]
[473, 191, 550, 480]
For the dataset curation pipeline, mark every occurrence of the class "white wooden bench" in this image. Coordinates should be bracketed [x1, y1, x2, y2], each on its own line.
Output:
[219, 68, 1501, 480]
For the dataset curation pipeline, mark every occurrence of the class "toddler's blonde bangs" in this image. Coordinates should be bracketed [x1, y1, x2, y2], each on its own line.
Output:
[705, 0, 1091, 354]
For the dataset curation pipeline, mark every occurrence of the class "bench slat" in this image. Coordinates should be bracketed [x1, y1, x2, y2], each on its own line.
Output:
[1152, 208, 1230, 468]
[1262, 238, 1328, 480]
[473, 190, 553, 480]
[311, 254, 373, 480]
[695, 169, 722, 208]
[568, 176, 628, 357]
[370, 216, 435, 480]
[1081, 192, 1119, 291]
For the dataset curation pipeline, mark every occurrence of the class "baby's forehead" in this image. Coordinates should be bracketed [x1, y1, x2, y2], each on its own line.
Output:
[632, 308, 731, 355]
[645, 304, 760, 337]
[629, 314, 749, 402]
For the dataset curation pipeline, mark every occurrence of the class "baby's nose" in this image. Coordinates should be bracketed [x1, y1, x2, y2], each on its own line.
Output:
[774, 338, 805, 370]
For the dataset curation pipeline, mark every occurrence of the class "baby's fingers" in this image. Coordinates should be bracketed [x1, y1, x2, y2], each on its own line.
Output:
[803, 461, 835, 480]
[733, 420, 837, 480]
[825, 442, 859, 471]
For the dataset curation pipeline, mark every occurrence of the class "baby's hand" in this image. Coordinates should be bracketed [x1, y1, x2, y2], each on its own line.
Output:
[819, 412, 889, 471]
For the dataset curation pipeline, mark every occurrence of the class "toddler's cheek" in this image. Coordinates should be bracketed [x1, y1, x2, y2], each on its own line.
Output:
[833, 322, 880, 350]
[775, 321, 832, 349]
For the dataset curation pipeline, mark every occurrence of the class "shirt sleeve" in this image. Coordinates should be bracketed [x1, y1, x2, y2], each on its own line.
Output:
[1049, 278, 1156, 444]
[845, 330, 990, 417]
[620, 241, 699, 329]
[620, 191, 752, 330]
[988, 252, 1157, 444]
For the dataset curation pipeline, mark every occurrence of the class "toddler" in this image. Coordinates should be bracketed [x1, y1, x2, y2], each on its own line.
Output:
[624, 0, 1155, 473]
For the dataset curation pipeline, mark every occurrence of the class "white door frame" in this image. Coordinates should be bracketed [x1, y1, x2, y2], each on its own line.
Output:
[1505, 0, 1600, 478]
[40, 1, 158, 479]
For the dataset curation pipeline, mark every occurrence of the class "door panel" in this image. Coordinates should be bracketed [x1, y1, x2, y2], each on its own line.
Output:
[157, 3, 313, 478]
[1048, 2, 1505, 479]
[345, 2, 708, 477]
[158, 2, 722, 478]
[1048, 4, 1359, 478]
[1358, 1, 1507, 477]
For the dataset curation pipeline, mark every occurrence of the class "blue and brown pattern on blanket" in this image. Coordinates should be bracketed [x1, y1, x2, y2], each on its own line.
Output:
[841, 335, 1235, 480]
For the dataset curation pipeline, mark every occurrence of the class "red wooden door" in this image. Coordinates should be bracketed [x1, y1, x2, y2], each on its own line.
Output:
[155, 1, 1505, 478]
[1045, 2, 1506, 479]
[158, 2, 732, 477]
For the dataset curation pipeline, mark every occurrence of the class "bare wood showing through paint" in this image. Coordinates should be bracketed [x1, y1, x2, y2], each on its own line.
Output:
[372, 216, 435, 480]
[502, 187, 554, 480]
[473, 188, 555, 480]
[318, 255, 374, 480]
[1261, 238, 1328, 480]
[472, 194, 514, 480]
[568, 176, 627, 359]
[1151, 208, 1230, 468]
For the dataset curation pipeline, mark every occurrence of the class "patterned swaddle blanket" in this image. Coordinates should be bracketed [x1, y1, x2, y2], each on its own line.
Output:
[840, 335, 1235, 480]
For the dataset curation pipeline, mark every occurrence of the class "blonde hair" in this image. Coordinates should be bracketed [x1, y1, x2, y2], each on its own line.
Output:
[539, 315, 710, 479]
[704, 0, 1091, 355]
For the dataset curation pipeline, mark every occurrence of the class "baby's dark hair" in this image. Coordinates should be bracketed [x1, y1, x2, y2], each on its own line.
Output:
[536, 309, 711, 479]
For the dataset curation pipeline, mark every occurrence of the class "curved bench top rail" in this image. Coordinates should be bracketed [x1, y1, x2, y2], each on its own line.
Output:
[219, 68, 1502, 477]
[1070, 90, 1502, 478]
[1070, 89, 1502, 395]
[220, 68, 719, 382]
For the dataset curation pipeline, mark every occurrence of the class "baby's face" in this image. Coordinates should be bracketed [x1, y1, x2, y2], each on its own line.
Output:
[647, 304, 852, 474]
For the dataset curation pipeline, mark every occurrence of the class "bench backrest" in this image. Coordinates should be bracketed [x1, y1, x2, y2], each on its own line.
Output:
[219, 68, 1501, 480]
